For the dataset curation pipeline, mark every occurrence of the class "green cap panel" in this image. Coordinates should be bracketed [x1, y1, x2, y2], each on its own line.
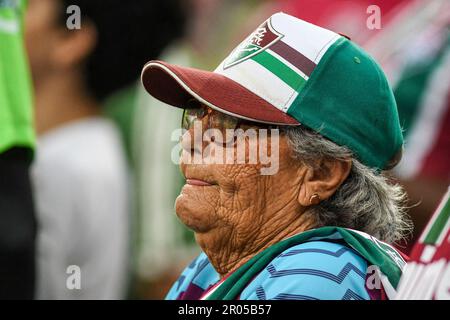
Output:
[288, 38, 403, 170]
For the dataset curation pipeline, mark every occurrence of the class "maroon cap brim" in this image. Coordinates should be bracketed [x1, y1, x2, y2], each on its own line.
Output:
[141, 60, 300, 126]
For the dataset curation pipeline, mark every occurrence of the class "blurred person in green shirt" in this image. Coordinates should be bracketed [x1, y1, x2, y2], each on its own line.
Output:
[25, 0, 185, 299]
[0, 0, 37, 299]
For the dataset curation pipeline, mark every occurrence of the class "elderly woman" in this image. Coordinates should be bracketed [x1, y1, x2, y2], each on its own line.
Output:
[141, 13, 411, 300]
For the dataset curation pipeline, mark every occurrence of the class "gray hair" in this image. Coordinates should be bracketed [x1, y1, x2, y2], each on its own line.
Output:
[282, 126, 412, 244]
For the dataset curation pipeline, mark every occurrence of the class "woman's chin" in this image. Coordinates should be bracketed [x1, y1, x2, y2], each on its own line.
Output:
[175, 193, 217, 233]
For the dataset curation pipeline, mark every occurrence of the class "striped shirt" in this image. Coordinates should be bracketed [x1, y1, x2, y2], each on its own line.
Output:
[166, 240, 386, 300]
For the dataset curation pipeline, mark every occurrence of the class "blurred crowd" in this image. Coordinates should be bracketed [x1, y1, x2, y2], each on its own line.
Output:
[0, 0, 448, 299]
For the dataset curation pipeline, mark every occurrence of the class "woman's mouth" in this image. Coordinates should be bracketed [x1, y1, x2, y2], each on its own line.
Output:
[186, 179, 213, 186]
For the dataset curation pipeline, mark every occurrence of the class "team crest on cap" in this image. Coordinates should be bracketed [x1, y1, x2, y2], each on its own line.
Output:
[223, 18, 283, 69]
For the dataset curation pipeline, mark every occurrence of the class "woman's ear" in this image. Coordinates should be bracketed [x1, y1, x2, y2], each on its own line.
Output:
[297, 158, 352, 207]
[50, 20, 97, 69]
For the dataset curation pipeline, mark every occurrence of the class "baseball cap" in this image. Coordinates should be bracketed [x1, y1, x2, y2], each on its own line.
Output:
[141, 12, 403, 170]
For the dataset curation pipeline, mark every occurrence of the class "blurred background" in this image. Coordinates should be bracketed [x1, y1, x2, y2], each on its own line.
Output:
[0, 0, 448, 299]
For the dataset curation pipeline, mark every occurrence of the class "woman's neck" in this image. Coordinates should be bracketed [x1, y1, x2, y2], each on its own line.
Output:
[199, 209, 316, 278]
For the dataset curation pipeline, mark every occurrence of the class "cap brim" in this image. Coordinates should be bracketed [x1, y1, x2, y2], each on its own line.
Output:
[141, 60, 300, 126]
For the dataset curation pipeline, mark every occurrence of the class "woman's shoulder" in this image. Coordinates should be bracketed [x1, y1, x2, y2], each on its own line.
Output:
[274, 240, 368, 269]
[240, 240, 372, 300]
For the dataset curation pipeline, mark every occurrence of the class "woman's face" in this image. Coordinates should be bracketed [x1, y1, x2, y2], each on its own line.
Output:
[175, 108, 307, 248]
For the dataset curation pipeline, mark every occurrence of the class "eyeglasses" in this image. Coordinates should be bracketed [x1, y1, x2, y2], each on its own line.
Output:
[181, 99, 277, 145]
[181, 100, 241, 144]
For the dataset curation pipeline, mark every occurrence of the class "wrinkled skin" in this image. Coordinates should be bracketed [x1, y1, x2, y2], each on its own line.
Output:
[176, 116, 351, 277]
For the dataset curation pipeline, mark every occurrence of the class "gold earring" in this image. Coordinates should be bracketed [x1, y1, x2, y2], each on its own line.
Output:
[309, 193, 321, 205]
